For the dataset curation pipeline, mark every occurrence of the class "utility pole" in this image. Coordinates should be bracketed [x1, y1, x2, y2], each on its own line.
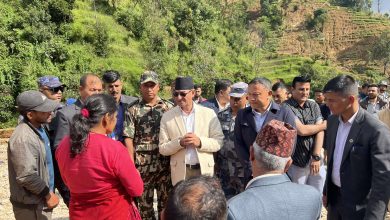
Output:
[378, 0, 381, 13]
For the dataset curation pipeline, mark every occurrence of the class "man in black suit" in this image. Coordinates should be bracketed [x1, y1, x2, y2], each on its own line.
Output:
[51, 73, 103, 206]
[234, 77, 327, 186]
[201, 79, 232, 114]
[323, 75, 390, 220]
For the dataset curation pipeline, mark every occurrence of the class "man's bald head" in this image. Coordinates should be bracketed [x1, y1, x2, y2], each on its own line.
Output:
[79, 74, 103, 102]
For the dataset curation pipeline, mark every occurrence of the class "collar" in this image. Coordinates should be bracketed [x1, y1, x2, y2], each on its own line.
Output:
[338, 108, 359, 125]
[139, 97, 163, 107]
[245, 173, 283, 189]
[288, 98, 308, 108]
[180, 102, 196, 116]
[215, 96, 229, 110]
[252, 102, 271, 116]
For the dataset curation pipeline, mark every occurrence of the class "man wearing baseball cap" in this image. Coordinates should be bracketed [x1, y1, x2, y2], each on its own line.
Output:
[38, 76, 67, 103]
[228, 120, 322, 220]
[8, 91, 60, 220]
[123, 70, 173, 219]
[215, 82, 248, 199]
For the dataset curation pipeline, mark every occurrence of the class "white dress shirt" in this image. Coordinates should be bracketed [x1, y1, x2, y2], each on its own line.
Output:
[181, 106, 199, 165]
[331, 110, 359, 187]
[216, 96, 230, 112]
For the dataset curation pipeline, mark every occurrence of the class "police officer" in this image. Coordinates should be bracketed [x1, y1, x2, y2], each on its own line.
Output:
[123, 71, 173, 219]
[216, 82, 248, 199]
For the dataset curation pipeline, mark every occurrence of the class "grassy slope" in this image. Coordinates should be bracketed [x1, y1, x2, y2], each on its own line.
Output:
[72, 0, 145, 95]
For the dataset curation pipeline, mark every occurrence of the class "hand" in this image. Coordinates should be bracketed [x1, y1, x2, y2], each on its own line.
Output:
[322, 195, 328, 210]
[180, 133, 201, 148]
[310, 160, 320, 175]
[45, 192, 59, 209]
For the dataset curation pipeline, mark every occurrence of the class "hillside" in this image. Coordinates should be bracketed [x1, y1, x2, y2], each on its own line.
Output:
[276, 0, 390, 78]
[1, 0, 390, 127]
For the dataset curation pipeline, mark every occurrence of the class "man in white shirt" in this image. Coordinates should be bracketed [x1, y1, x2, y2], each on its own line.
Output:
[323, 75, 390, 220]
[159, 76, 224, 185]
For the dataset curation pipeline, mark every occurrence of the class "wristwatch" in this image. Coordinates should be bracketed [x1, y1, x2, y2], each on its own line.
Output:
[311, 154, 321, 161]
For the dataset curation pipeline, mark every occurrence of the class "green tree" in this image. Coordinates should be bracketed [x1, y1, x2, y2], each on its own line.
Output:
[370, 31, 390, 76]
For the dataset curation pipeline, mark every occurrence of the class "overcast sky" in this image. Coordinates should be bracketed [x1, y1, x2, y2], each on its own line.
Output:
[372, 0, 390, 14]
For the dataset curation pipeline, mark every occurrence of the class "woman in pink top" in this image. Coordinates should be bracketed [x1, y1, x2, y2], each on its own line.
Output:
[56, 94, 143, 220]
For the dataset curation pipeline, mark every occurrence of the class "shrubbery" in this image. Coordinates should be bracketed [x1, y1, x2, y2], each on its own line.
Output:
[307, 9, 328, 32]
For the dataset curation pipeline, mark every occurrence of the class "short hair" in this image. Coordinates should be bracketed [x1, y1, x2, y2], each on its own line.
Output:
[194, 84, 202, 90]
[253, 145, 290, 171]
[102, 70, 121, 84]
[323, 75, 358, 96]
[361, 83, 369, 89]
[214, 79, 232, 94]
[314, 89, 323, 93]
[271, 82, 287, 92]
[80, 73, 100, 87]
[164, 175, 227, 220]
[249, 77, 272, 90]
[292, 76, 311, 88]
[367, 84, 378, 89]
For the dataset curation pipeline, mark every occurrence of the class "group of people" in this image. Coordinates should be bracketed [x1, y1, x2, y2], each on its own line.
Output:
[7, 70, 390, 220]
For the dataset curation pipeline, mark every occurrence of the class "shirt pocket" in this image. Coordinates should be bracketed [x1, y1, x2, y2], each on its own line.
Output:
[351, 144, 370, 160]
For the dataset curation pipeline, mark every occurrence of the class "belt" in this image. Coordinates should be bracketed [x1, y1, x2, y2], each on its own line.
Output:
[186, 164, 200, 169]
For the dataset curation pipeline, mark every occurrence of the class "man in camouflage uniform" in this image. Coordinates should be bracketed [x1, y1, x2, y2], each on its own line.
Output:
[215, 82, 248, 199]
[123, 71, 173, 220]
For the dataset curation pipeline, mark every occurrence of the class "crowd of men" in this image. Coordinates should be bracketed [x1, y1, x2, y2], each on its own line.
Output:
[7, 70, 390, 220]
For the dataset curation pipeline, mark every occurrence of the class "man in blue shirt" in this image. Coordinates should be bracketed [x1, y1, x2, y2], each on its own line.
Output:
[102, 70, 137, 143]
[8, 91, 60, 220]
[234, 77, 296, 186]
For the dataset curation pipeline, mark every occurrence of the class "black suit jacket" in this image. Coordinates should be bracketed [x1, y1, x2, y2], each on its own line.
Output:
[324, 108, 390, 220]
[52, 99, 83, 149]
[201, 97, 220, 115]
[234, 101, 296, 181]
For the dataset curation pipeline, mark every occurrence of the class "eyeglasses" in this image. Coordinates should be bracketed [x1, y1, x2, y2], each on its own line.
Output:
[173, 91, 190, 97]
[46, 86, 65, 94]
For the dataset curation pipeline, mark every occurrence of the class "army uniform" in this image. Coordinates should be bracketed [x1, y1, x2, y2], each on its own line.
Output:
[123, 97, 173, 220]
[216, 107, 245, 199]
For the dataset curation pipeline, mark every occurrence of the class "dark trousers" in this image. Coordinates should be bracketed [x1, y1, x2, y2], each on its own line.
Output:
[327, 186, 342, 220]
[327, 184, 366, 220]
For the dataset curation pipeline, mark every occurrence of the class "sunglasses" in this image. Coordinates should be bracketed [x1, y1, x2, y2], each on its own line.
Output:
[232, 97, 242, 102]
[173, 91, 190, 97]
[46, 86, 65, 93]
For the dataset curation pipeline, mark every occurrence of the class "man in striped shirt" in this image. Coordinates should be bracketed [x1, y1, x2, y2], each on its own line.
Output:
[282, 76, 326, 193]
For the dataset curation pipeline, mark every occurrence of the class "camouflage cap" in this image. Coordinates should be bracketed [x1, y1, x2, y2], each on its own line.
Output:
[253, 119, 296, 158]
[140, 71, 159, 84]
[229, 82, 248, 97]
[378, 80, 388, 87]
[38, 76, 65, 88]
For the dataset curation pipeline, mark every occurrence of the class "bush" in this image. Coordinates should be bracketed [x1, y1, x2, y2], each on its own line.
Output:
[0, 85, 15, 125]
[307, 8, 328, 32]
[114, 5, 144, 39]
[93, 23, 109, 57]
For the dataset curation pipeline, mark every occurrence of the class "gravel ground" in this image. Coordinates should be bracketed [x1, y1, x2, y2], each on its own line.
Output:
[0, 140, 388, 220]
[0, 141, 69, 220]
